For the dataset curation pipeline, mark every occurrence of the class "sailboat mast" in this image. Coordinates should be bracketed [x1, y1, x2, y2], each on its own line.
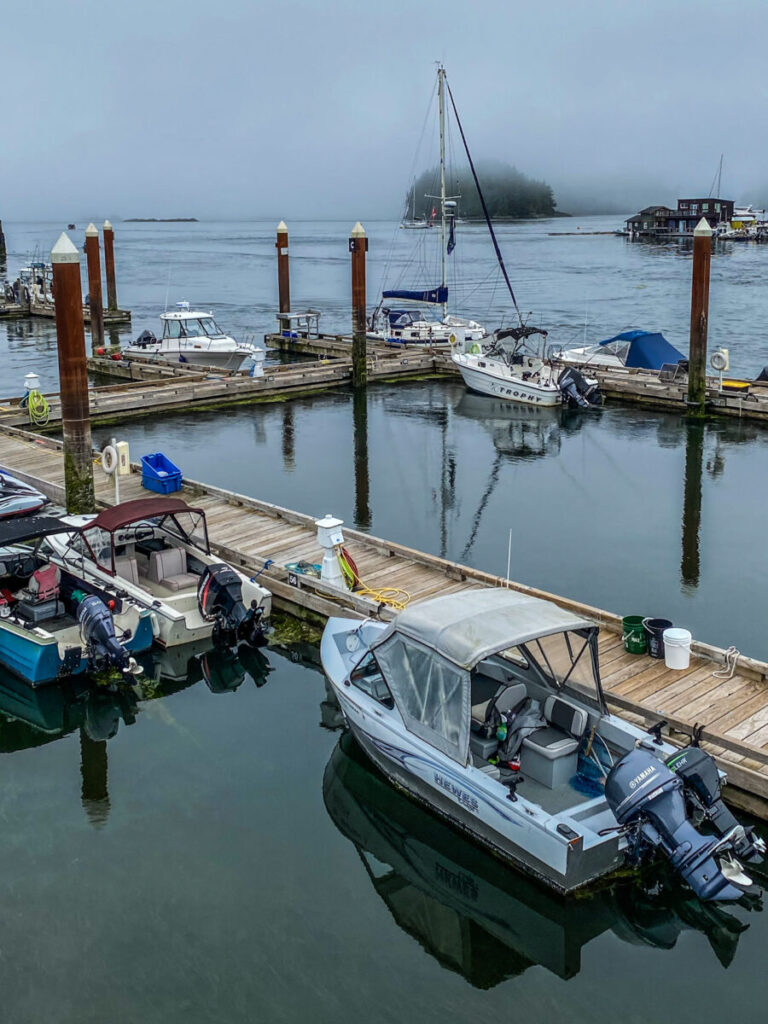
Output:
[438, 64, 447, 319]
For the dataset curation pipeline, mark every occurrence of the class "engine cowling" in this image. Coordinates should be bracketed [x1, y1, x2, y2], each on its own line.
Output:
[77, 594, 130, 672]
[198, 563, 265, 646]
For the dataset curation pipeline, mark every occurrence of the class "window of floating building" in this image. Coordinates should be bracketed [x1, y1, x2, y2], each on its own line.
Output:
[703, 202, 709, 212]
[715, 203, 721, 213]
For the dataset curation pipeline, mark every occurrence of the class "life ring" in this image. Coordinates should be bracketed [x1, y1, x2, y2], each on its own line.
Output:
[449, 333, 457, 346]
[102, 444, 118, 474]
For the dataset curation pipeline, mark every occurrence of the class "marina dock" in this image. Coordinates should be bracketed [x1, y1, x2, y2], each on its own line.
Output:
[1, 424, 767, 818]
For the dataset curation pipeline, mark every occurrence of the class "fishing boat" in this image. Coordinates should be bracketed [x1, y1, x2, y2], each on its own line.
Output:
[0, 514, 152, 686]
[557, 330, 685, 372]
[46, 496, 271, 648]
[369, 66, 488, 348]
[124, 302, 261, 370]
[0, 468, 48, 518]
[321, 588, 764, 900]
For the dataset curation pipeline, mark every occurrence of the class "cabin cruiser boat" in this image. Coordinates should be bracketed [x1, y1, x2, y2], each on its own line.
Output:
[46, 497, 271, 649]
[321, 588, 764, 900]
[368, 306, 487, 348]
[453, 328, 601, 409]
[557, 330, 685, 372]
[0, 515, 152, 685]
[124, 302, 261, 370]
[0, 468, 48, 518]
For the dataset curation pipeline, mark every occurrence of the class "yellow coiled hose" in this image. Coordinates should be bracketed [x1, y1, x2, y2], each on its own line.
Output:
[337, 547, 410, 612]
[26, 390, 50, 427]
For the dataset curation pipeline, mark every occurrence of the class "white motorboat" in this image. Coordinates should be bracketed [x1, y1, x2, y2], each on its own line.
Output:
[321, 588, 765, 899]
[124, 303, 260, 370]
[47, 496, 271, 649]
[557, 330, 685, 372]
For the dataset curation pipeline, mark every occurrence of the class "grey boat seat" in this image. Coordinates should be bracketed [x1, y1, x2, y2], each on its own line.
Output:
[471, 682, 527, 732]
[114, 556, 139, 586]
[523, 695, 588, 761]
[148, 547, 198, 592]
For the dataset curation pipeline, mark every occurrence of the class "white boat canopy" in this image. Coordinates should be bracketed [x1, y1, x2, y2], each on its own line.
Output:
[369, 589, 596, 765]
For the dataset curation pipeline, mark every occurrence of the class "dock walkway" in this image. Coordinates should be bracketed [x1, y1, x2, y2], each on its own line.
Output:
[1, 426, 767, 815]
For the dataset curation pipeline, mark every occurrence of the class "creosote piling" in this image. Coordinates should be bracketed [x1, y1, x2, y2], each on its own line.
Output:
[349, 221, 368, 389]
[84, 223, 105, 353]
[687, 217, 713, 417]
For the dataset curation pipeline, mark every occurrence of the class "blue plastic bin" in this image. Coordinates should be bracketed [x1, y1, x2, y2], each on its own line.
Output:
[141, 452, 182, 494]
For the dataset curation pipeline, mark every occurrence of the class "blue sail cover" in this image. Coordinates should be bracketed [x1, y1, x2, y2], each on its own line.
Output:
[599, 330, 685, 370]
[382, 286, 448, 306]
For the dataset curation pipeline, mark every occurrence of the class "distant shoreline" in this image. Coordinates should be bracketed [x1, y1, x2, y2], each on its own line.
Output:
[124, 217, 199, 223]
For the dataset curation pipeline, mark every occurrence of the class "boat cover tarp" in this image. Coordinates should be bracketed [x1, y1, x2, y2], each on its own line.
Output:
[0, 514, 75, 546]
[599, 330, 684, 370]
[382, 286, 448, 306]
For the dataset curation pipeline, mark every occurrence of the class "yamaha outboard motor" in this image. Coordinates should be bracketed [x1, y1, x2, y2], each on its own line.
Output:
[667, 746, 766, 865]
[559, 366, 602, 409]
[77, 595, 133, 674]
[134, 329, 157, 348]
[198, 563, 265, 647]
[605, 748, 754, 901]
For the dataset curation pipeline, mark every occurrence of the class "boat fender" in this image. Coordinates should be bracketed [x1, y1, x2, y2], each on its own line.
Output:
[449, 334, 457, 346]
[102, 444, 118, 474]
[469, 343, 481, 355]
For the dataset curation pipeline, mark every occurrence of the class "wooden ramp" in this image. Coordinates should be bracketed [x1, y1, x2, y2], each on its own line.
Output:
[1, 426, 767, 814]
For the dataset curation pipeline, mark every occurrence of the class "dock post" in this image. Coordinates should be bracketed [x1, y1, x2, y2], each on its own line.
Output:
[0, 219, 6, 260]
[51, 232, 96, 513]
[80, 727, 110, 829]
[353, 388, 370, 529]
[681, 422, 703, 588]
[687, 217, 713, 417]
[276, 220, 290, 314]
[349, 222, 368, 389]
[103, 220, 118, 311]
[84, 223, 105, 353]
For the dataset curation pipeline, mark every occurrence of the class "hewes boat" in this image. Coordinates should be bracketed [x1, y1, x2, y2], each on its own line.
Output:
[0, 515, 152, 685]
[321, 588, 764, 900]
[47, 497, 271, 648]
[125, 302, 260, 370]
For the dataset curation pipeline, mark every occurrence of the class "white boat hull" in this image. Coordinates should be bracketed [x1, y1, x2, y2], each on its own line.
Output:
[124, 344, 253, 371]
[453, 353, 562, 407]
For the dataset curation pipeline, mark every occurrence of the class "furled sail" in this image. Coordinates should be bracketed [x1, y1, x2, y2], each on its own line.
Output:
[382, 286, 448, 305]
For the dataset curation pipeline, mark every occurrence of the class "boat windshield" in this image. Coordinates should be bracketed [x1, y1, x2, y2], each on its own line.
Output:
[597, 340, 631, 364]
[519, 628, 603, 709]
[163, 317, 226, 340]
[77, 509, 209, 574]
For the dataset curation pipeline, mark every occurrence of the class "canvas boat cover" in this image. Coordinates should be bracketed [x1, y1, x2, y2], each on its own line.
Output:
[85, 497, 204, 533]
[0, 514, 76, 546]
[599, 330, 685, 370]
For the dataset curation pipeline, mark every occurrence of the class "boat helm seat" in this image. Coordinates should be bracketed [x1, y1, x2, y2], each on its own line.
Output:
[148, 547, 198, 592]
[114, 556, 139, 586]
[471, 682, 527, 734]
[16, 563, 62, 622]
[523, 695, 588, 761]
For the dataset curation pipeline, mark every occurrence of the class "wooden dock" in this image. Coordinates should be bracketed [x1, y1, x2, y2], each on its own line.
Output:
[1, 425, 767, 817]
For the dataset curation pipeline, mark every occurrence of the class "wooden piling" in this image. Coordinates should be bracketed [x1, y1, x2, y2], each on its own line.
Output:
[353, 388, 370, 528]
[51, 232, 95, 513]
[0, 219, 6, 259]
[102, 220, 118, 312]
[687, 217, 713, 416]
[84, 223, 105, 353]
[276, 220, 290, 315]
[349, 221, 368, 389]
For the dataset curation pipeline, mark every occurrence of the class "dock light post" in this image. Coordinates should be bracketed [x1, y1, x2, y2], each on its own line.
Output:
[687, 217, 713, 417]
[276, 220, 291, 315]
[103, 220, 118, 312]
[349, 221, 368, 389]
[84, 223, 105, 353]
[51, 232, 96, 514]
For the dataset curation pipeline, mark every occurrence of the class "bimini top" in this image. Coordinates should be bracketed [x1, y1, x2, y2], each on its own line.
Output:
[599, 330, 684, 370]
[86, 497, 204, 533]
[373, 588, 593, 670]
[0, 514, 77, 546]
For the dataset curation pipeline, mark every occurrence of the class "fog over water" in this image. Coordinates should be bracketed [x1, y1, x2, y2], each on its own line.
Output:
[3, 0, 768, 220]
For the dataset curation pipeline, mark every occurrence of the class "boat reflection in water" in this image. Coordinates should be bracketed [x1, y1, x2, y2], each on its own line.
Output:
[323, 733, 760, 983]
[137, 638, 272, 693]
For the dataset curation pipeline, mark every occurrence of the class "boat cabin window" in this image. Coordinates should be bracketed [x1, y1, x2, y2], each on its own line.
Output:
[600, 341, 631, 363]
[198, 317, 225, 338]
[350, 654, 394, 708]
[520, 628, 602, 707]
[164, 319, 184, 340]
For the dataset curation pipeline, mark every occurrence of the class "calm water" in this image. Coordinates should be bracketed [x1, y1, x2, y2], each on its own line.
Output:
[2, 219, 768, 1021]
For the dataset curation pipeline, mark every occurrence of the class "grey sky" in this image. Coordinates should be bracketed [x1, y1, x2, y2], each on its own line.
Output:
[4, 0, 767, 219]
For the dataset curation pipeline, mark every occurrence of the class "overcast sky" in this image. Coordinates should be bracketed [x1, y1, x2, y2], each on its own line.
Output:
[4, 0, 767, 220]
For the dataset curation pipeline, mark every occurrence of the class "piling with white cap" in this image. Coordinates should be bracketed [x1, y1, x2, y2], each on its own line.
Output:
[687, 217, 713, 417]
[51, 232, 95, 513]
[103, 219, 118, 311]
[349, 222, 368, 389]
[84, 222, 104, 352]
[276, 221, 290, 314]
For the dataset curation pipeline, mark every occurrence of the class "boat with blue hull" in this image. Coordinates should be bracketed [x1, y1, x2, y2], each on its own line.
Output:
[321, 588, 765, 901]
[0, 515, 153, 686]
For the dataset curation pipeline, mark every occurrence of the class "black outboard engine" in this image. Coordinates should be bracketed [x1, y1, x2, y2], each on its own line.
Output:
[667, 746, 766, 865]
[134, 329, 157, 348]
[77, 595, 131, 673]
[558, 366, 602, 409]
[605, 748, 753, 901]
[198, 563, 264, 647]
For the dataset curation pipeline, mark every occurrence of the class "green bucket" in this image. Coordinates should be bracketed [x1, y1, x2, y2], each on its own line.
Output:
[622, 615, 647, 655]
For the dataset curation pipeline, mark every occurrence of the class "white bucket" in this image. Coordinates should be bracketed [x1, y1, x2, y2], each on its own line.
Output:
[663, 627, 692, 670]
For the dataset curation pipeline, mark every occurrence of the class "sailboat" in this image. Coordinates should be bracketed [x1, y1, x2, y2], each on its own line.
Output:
[400, 180, 432, 230]
[368, 65, 487, 348]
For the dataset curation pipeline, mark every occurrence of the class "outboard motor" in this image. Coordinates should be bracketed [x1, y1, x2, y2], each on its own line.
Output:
[135, 329, 157, 348]
[198, 563, 265, 647]
[77, 594, 136, 675]
[605, 748, 753, 901]
[559, 366, 602, 409]
[667, 746, 766, 865]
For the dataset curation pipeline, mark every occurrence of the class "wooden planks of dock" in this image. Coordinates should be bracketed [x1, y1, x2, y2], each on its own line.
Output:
[0, 425, 767, 816]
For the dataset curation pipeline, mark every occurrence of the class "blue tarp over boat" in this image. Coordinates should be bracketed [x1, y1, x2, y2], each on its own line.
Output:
[599, 330, 685, 370]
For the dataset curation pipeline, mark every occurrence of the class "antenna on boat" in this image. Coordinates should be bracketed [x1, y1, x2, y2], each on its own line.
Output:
[444, 75, 525, 328]
[163, 262, 173, 312]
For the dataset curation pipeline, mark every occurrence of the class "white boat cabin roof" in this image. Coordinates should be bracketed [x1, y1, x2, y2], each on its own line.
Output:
[372, 588, 594, 670]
